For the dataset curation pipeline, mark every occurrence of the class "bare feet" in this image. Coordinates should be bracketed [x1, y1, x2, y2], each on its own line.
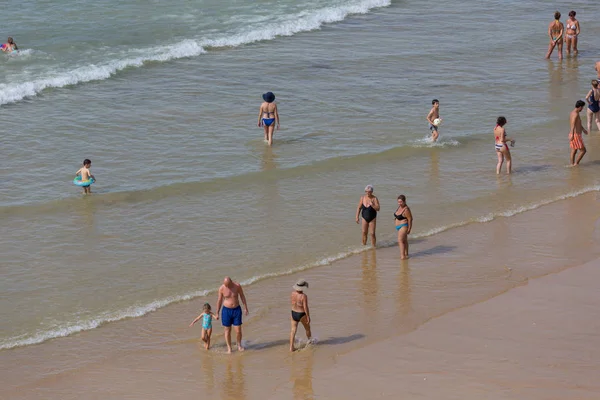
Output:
[290, 346, 296, 352]
[226, 347, 232, 354]
[237, 345, 245, 352]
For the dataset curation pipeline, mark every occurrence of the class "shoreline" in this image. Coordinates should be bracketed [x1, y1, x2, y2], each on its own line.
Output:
[2, 185, 598, 352]
[1, 192, 599, 399]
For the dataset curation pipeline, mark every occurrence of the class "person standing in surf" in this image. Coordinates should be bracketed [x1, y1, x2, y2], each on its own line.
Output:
[595, 61, 600, 80]
[585, 80, 600, 133]
[394, 195, 413, 260]
[216, 276, 249, 353]
[258, 92, 280, 146]
[494, 116, 515, 174]
[568, 100, 588, 166]
[356, 185, 380, 247]
[564, 10, 580, 56]
[289, 279, 311, 352]
[545, 11, 564, 60]
[426, 99, 442, 142]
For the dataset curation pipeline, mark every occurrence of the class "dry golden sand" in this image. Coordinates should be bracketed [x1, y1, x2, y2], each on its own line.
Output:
[2, 193, 599, 399]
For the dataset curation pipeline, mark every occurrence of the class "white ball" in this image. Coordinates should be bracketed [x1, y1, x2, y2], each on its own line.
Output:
[433, 118, 441, 126]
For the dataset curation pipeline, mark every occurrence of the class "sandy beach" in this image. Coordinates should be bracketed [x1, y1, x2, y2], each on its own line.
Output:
[301, 257, 600, 400]
[2, 192, 598, 399]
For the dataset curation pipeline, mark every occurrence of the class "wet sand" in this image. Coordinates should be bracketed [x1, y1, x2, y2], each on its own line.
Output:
[2, 192, 599, 399]
[304, 256, 600, 400]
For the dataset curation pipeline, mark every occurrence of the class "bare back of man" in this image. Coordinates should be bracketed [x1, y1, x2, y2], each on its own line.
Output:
[216, 276, 249, 353]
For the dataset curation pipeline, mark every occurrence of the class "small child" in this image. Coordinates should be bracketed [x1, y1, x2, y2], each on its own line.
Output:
[189, 303, 218, 350]
[75, 159, 95, 194]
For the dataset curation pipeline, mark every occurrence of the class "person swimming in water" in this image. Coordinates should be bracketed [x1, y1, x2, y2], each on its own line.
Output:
[356, 185, 380, 247]
[545, 11, 564, 60]
[564, 10, 580, 56]
[1, 37, 18, 53]
[257, 92, 280, 146]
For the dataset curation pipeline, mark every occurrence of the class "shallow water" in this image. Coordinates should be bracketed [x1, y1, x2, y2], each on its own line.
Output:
[1, 0, 599, 351]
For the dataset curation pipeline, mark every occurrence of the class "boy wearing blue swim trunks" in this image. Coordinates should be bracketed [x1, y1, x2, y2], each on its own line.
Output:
[189, 303, 218, 350]
[216, 277, 249, 354]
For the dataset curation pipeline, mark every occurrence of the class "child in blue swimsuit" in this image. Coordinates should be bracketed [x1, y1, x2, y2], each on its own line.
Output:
[189, 303, 218, 350]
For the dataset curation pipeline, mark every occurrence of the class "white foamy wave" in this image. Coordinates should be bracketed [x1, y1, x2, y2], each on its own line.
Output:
[0, 287, 211, 350]
[409, 137, 461, 148]
[411, 185, 600, 240]
[203, 0, 391, 48]
[5, 185, 595, 350]
[0, 40, 206, 105]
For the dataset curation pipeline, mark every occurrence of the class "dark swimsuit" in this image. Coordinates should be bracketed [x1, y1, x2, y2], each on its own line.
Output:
[361, 201, 377, 223]
[589, 91, 600, 113]
[291, 310, 306, 322]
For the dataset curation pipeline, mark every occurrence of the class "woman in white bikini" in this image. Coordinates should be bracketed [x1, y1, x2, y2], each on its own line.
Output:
[494, 116, 515, 175]
[565, 10, 580, 56]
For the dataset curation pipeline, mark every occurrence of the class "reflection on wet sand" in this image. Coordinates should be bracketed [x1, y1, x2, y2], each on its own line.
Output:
[360, 249, 378, 313]
[291, 352, 314, 400]
[396, 261, 412, 316]
[200, 349, 216, 396]
[221, 356, 247, 400]
[261, 146, 278, 172]
[548, 60, 564, 108]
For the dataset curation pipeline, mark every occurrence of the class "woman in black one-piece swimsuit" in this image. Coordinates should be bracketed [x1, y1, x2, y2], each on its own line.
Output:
[355, 185, 380, 247]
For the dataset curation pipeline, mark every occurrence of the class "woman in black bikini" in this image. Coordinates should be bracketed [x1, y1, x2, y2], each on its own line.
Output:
[394, 195, 413, 260]
[356, 185, 380, 247]
[290, 280, 311, 352]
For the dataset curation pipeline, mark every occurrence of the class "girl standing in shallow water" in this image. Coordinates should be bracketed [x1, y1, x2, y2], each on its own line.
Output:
[545, 11, 564, 60]
[189, 303, 218, 350]
[494, 116, 515, 174]
[258, 92, 280, 146]
[394, 195, 413, 260]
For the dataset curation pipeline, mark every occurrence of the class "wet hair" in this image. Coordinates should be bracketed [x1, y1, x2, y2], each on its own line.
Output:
[592, 80, 599, 88]
[568, 10, 576, 18]
[432, 99, 439, 105]
[203, 303, 211, 311]
[397, 194, 406, 202]
[575, 100, 585, 109]
[83, 159, 91, 166]
[7, 37, 17, 50]
[554, 11, 561, 20]
[496, 116, 507, 127]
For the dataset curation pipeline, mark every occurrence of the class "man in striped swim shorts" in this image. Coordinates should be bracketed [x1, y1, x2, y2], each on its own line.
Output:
[569, 100, 588, 166]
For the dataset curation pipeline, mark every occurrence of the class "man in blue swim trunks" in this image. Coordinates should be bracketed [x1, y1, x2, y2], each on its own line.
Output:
[216, 276, 249, 353]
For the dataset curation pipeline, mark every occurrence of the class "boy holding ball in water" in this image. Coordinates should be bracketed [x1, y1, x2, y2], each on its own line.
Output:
[426, 99, 442, 142]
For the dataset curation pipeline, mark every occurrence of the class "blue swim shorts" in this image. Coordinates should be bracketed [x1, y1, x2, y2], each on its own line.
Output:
[221, 305, 242, 327]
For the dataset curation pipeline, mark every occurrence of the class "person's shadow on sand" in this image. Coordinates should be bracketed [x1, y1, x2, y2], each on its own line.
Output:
[409, 245, 456, 259]
[246, 333, 365, 350]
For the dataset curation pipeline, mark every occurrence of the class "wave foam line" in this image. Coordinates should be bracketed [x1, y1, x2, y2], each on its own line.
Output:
[0, 40, 206, 105]
[4, 185, 595, 351]
[203, 0, 391, 48]
[0, 245, 369, 351]
[0, 0, 390, 106]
